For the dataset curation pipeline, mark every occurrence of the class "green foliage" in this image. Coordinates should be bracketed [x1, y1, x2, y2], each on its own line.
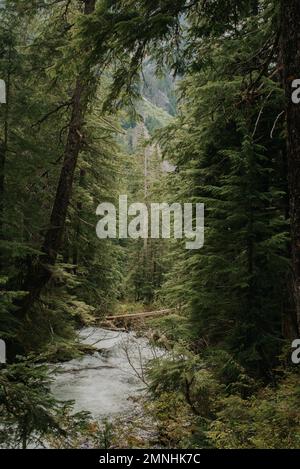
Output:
[149, 314, 191, 343]
[0, 0, 127, 355]
[145, 390, 200, 448]
[147, 349, 221, 419]
[208, 372, 300, 449]
[158, 0, 288, 374]
[0, 358, 92, 449]
[145, 348, 300, 448]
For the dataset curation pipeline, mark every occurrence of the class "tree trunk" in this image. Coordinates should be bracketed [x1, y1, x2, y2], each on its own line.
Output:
[280, 0, 300, 337]
[280, 0, 300, 335]
[14, 0, 96, 318]
[0, 43, 11, 248]
[72, 168, 85, 272]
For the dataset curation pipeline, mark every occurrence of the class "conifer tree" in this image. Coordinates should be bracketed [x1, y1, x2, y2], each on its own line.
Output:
[280, 0, 300, 335]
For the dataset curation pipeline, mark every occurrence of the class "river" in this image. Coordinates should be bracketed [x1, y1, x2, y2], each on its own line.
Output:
[51, 327, 159, 420]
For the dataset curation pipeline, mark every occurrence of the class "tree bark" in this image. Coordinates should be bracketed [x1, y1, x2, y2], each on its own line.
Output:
[0, 43, 11, 246]
[280, 0, 300, 336]
[14, 0, 96, 318]
[72, 168, 85, 271]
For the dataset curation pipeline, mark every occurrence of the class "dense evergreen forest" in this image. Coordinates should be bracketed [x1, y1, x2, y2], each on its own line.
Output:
[0, 0, 300, 450]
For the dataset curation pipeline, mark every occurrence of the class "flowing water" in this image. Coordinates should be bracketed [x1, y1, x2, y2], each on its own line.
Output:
[51, 327, 159, 420]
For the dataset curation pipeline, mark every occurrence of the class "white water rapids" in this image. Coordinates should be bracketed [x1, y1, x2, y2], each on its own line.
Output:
[51, 327, 159, 420]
